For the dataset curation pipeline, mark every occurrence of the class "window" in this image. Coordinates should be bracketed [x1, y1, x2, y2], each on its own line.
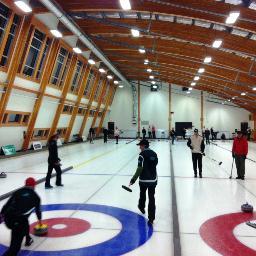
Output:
[98, 112, 103, 118]
[36, 38, 50, 79]
[62, 104, 74, 114]
[94, 77, 103, 101]
[20, 29, 50, 78]
[56, 128, 67, 138]
[1, 111, 30, 126]
[89, 109, 95, 117]
[32, 128, 49, 140]
[78, 107, 86, 115]
[70, 60, 83, 94]
[84, 70, 95, 97]
[0, 3, 20, 67]
[50, 47, 70, 88]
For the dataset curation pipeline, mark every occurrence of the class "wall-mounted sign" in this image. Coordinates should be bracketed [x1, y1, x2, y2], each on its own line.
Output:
[33, 141, 42, 151]
[2, 145, 16, 156]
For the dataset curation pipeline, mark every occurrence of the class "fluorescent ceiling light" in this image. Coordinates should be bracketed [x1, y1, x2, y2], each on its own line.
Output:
[153, 85, 158, 89]
[151, 81, 156, 84]
[253, 87, 256, 91]
[147, 68, 152, 73]
[241, 92, 246, 96]
[145, 59, 149, 63]
[212, 39, 222, 48]
[198, 68, 205, 73]
[119, 85, 124, 88]
[149, 75, 154, 79]
[131, 29, 140, 37]
[194, 76, 200, 81]
[119, 0, 131, 10]
[139, 48, 146, 54]
[226, 12, 240, 24]
[144, 62, 148, 65]
[114, 80, 119, 85]
[228, 99, 231, 102]
[50, 29, 63, 38]
[107, 75, 113, 80]
[188, 87, 193, 91]
[14, 1, 32, 13]
[232, 97, 235, 99]
[204, 56, 212, 63]
[191, 82, 196, 86]
[99, 68, 106, 73]
[88, 59, 95, 65]
[73, 47, 82, 54]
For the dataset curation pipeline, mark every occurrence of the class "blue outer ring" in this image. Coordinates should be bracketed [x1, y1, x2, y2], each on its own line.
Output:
[0, 204, 153, 256]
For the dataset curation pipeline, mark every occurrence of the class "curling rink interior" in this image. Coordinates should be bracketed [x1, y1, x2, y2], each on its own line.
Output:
[1, 139, 256, 255]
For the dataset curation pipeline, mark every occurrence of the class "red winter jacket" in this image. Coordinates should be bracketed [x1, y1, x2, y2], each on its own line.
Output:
[232, 137, 248, 156]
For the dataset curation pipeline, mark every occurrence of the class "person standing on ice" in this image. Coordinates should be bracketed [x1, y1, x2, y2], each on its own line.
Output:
[130, 139, 158, 225]
[114, 127, 120, 144]
[187, 129, 205, 178]
[232, 131, 248, 180]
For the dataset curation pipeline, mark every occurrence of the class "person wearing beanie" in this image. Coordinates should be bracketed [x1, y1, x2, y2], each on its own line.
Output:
[0, 177, 42, 256]
[187, 129, 205, 178]
[232, 131, 248, 180]
[130, 139, 158, 225]
[45, 134, 63, 189]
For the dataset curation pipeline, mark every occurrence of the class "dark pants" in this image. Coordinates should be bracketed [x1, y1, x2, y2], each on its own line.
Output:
[138, 183, 156, 221]
[89, 134, 94, 143]
[183, 133, 186, 140]
[205, 136, 210, 145]
[45, 163, 62, 186]
[148, 132, 152, 139]
[171, 136, 175, 144]
[115, 136, 119, 144]
[192, 153, 202, 176]
[3, 217, 28, 256]
[104, 135, 107, 143]
[142, 133, 146, 139]
[235, 155, 245, 178]
[152, 131, 156, 139]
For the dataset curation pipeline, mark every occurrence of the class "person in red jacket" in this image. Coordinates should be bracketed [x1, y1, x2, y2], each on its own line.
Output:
[232, 131, 248, 180]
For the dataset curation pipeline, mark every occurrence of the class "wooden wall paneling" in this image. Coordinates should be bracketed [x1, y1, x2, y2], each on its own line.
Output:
[64, 64, 91, 143]
[138, 81, 141, 137]
[96, 84, 116, 136]
[79, 71, 100, 137]
[49, 54, 77, 138]
[0, 12, 15, 61]
[91, 78, 107, 129]
[22, 40, 59, 150]
[0, 16, 32, 123]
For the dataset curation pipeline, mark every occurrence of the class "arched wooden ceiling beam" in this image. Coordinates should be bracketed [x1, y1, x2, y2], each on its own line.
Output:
[52, 0, 256, 33]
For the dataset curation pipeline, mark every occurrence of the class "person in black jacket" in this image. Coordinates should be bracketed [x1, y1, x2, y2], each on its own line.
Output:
[45, 134, 63, 189]
[130, 139, 158, 225]
[170, 128, 176, 145]
[89, 127, 95, 144]
[142, 127, 146, 139]
[103, 127, 108, 143]
[1, 177, 42, 256]
[205, 128, 210, 145]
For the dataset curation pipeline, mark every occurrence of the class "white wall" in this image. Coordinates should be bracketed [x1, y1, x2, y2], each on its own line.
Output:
[108, 85, 250, 136]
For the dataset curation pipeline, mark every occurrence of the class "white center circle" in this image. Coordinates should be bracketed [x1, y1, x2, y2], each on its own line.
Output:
[52, 224, 67, 230]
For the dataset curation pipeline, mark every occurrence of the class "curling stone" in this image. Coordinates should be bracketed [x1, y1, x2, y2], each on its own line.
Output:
[0, 172, 7, 178]
[34, 224, 48, 236]
[241, 203, 253, 213]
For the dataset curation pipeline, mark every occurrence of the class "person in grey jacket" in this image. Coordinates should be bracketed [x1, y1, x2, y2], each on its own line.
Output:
[187, 129, 205, 178]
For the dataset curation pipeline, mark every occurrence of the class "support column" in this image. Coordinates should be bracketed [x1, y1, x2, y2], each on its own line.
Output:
[79, 72, 101, 137]
[253, 113, 256, 141]
[96, 84, 116, 136]
[138, 81, 141, 138]
[169, 84, 172, 132]
[49, 54, 77, 138]
[22, 40, 59, 150]
[200, 91, 204, 130]
[91, 78, 108, 129]
[64, 64, 91, 143]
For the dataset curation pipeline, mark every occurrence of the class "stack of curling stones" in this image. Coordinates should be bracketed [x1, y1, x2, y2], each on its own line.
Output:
[34, 223, 48, 236]
[241, 202, 253, 213]
[0, 172, 7, 178]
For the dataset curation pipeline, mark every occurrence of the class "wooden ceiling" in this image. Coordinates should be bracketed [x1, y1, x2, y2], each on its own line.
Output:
[33, 0, 256, 111]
